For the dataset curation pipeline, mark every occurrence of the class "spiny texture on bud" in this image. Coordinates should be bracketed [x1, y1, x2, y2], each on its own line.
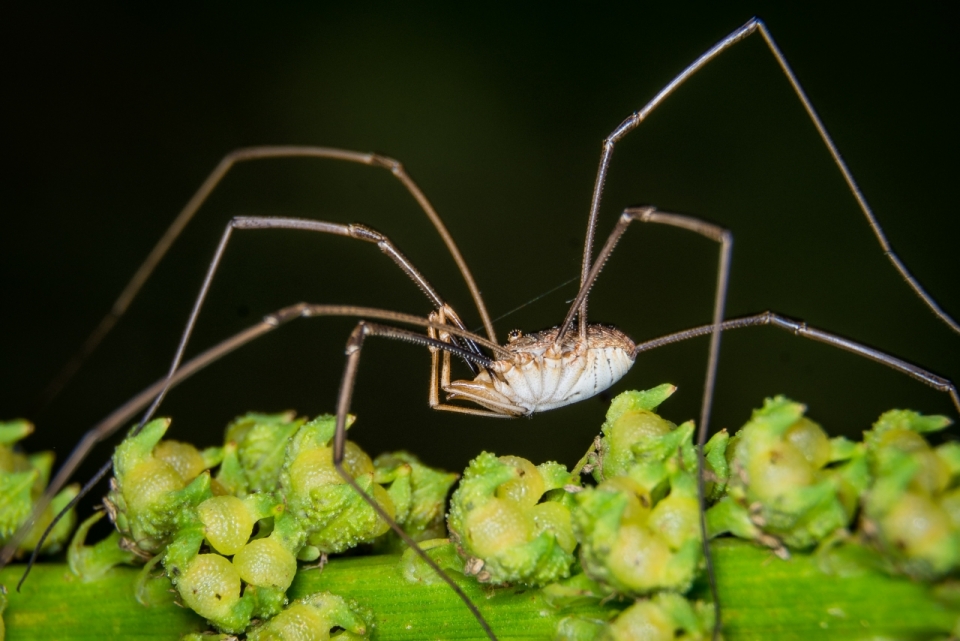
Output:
[372, 451, 458, 552]
[588, 385, 728, 500]
[81, 410, 465, 637]
[448, 452, 579, 586]
[0, 419, 79, 557]
[106, 418, 220, 555]
[574, 385, 717, 595]
[215, 411, 305, 496]
[706, 396, 868, 551]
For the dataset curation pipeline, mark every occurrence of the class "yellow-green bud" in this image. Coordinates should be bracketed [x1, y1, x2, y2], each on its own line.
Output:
[607, 523, 671, 592]
[531, 501, 576, 554]
[233, 537, 298, 590]
[197, 496, 255, 556]
[576, 471, 702, 595]
[599, 594, 714, 641]
[245, 592, 370, 641]
[745, 439, 814, 505]
[448, 452, 577, 586]
[600, 599, 674, 641]
[496, 456, 546, 508]
[154, 440, 208, 484]
[178, 554, 247, 632]
[123, 459, 186, 516]
[648, 493, 700, 551]
[288, 442, 373, 498]
[784, 417, 831, 470]
[462, 497, 533, 558]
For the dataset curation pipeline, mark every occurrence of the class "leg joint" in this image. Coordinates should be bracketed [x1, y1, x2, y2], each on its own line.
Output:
[348, 224, 384, 243]
[346, 322, 369, 354]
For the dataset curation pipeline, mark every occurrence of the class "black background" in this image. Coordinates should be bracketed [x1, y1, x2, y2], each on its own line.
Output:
[2, 2, 958, 520]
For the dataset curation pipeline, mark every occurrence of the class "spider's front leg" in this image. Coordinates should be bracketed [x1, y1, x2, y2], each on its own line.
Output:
[427, 305, 514, 418]
[332, 319, 500, 639]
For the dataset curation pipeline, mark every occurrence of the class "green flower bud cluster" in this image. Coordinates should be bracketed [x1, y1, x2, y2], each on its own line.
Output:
[861, 409, 960, 580]
[451, 387, 957, 640]
[91, 411, 456, 637]
[575, 385, 725, 596]
[447, 452, 579, 586]
[443, 386, 727, 639]
[107, 417, 223, 555]
[692, 396, 958, 585]
[0, 419, 79, 557]
[706, 396, 868, 552]
[46, 385, 954, 640]
[371, 451, 459, 553]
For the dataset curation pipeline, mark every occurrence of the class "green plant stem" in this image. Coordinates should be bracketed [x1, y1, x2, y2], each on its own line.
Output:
[1, 540, 956, 640]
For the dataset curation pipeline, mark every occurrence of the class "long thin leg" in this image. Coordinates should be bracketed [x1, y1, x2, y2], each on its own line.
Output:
[3, 303, 502, 574]
[559, 206, 731, 638]
[633, 312, 960, 415]
[136, 214, 492, 439]
[576, 17, 958, 337]
[334, 321, 499, 640]
[35, 146, 497, 413]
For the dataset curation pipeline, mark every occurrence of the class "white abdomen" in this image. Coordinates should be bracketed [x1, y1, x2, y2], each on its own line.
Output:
[444, 324, 636, 416]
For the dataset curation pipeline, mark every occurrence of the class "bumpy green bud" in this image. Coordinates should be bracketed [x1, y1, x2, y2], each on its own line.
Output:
[233, 536, 298, 589]
[862, 409, 959, 580]
[197, 495, 255, 556]
[174, 491, 301, 628]
[595, 385, 680, 481]
[599, 593, 715, 641]
[281, 415, 396, 554]
[707, 397, 865, 551]
[245, 592, 372, 641]
[216, 412, 305, 496]
[372, 451, 458, 552]
[575, 471, 702, 595]
[178, 553, 253, 634]
[448, 452, 578, 586]
[0, 419, 79, 556]
[591, 388, 728, 502]
[573, 389, 724, 596]
[107, 418, 219, 554]
[92, 411, 391, 637]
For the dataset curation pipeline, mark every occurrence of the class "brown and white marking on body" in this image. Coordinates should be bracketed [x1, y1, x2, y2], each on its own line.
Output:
[443, 324, 636, 416]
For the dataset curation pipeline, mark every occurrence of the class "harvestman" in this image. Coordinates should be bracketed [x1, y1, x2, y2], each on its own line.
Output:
[6, 17, 959, 641]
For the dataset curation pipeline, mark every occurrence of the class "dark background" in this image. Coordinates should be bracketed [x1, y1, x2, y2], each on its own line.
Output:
[2, 3, 958, 518]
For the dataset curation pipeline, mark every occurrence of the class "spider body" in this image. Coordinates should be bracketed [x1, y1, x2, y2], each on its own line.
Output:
[445, 324, 637, 416]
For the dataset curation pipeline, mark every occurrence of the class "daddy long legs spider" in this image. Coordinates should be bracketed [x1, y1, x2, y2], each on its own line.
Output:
[3, 10, 958, 641]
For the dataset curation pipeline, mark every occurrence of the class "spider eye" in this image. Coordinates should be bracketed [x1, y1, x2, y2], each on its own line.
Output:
[507, 329, 523, 343]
